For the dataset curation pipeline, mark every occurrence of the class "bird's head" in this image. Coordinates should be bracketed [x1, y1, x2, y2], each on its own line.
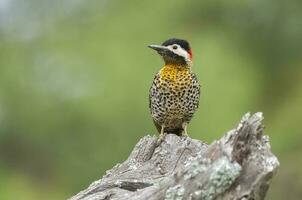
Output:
[148, 38, 193, 66]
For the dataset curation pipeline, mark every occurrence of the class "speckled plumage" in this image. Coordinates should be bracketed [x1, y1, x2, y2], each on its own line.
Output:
[149, 64, 200, 135]
[148, 38, 200, 136]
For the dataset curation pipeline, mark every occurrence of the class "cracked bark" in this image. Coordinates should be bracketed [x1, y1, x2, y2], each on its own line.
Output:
[69, 113, 279, 200]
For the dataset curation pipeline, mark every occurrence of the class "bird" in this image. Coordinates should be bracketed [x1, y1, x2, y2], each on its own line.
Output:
[148, 38, 200, 137]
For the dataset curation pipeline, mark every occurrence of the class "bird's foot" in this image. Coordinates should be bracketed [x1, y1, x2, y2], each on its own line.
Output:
[160, 131, 168, 139]
[182, 123, 189, 137]
[156, 126, 166, 145]
[182, 133, 189, 138]
[156, 133, 166, 146]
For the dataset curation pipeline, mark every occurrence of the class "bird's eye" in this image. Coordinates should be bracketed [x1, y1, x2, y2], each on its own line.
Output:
[172, 45, 178, 50]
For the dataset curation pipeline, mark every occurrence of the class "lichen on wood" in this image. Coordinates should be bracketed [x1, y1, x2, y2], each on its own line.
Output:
[69, 113, 279, 200]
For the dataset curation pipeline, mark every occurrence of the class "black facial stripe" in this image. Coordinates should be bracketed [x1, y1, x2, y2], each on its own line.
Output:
[161, 51, 187, 65]
[162, 38, 190, 52]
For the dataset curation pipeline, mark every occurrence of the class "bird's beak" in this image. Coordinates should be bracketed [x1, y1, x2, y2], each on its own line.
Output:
[148, 44, 169, 53]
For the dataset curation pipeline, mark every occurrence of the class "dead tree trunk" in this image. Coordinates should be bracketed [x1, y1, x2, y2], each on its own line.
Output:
[69, 113, 279, 200]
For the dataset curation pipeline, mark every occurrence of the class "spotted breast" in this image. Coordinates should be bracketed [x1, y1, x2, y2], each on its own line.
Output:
[149, 64, 200, 135]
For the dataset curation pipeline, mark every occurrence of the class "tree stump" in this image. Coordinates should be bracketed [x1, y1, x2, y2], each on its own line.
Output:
[69, 113, 279, 200]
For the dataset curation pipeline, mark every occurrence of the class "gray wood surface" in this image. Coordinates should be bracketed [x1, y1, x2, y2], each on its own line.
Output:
[70, 113, 279, 200]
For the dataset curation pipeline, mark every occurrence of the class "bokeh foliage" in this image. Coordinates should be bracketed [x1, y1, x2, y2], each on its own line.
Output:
[0, 0, 301, 199]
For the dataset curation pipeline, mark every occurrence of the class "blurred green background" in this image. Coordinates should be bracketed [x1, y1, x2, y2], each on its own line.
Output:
[0, 0, 301, 199]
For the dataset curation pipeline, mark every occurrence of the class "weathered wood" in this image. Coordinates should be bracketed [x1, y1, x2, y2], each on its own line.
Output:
[70, 113, 279, 200]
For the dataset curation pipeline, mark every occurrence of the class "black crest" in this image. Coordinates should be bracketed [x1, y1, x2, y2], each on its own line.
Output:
[162, 38, 190, 52]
